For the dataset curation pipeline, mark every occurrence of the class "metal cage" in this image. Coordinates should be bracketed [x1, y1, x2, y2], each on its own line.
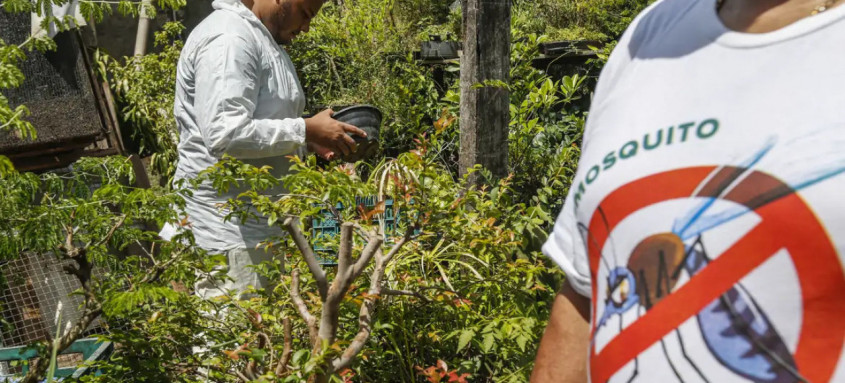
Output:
[0, 253, 108, 377]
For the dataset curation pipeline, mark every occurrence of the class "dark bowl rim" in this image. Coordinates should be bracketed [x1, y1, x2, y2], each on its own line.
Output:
[332, 104, 383, 123]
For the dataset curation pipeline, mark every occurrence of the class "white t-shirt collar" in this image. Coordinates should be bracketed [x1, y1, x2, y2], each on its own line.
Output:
[702, 0, 845, 48]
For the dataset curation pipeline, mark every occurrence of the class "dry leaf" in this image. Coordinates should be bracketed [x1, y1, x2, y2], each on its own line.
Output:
[362, 200, 386, 221]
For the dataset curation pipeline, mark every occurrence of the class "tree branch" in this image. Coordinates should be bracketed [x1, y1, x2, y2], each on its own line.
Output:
[22, 230, 101, 383]
[334, 222, 354, 291]
[243, 363, 258, 381]
[94, 214, 127, 248]
[21, 300, 103, 383]
[138, 246, 185, 285]
[275, 317, 293, 376]
[382, 289, 431, 302]
[256, 331, 273, 373]
[330, 225, 419, 372]
[235, 370, 251, 382]
[331, 300, 373, 372]
[22, 215, 185, 381]
[62, 221, 76, 257]
[349, 230, 383, 282]
[331, 249, 387, 372]
[325, 53, 345, 91]
[283, 217, 328, 301]
[290, 269, 318, 344]
[0, 108, 25, 131]
[318, 223, 354, 344]
[383, 226, 415, 264]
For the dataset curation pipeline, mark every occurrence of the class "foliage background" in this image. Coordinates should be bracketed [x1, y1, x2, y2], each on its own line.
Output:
[0, 0, 651, 381]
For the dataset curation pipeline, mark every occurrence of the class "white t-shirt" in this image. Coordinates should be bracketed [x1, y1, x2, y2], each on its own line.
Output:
[542, 0, 845, 381]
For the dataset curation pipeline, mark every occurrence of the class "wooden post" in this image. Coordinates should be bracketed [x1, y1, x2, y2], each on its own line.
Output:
[459, 0, 510, 184]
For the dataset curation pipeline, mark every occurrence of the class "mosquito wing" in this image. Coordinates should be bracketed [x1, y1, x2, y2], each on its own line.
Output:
[674, 131, 845, 241]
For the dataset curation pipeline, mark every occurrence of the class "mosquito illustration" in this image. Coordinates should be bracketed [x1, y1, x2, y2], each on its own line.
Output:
[586, 138, 845, 383]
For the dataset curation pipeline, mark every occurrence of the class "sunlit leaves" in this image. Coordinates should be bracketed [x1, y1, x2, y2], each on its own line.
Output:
[101, 22, 184, 182]
[103, 285, 181, 317]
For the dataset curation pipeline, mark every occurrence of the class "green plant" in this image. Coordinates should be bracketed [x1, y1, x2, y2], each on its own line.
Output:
[99, 22, 185, 184]
[0, 0, 651, 381]
[0, 156, 207, 382]
[515, 0, 652, 41]
[181, 129, 562, 381]
[506, 34, 586, 234]
[289, 0, 447, 158]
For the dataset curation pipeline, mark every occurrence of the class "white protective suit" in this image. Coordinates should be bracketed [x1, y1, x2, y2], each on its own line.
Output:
[161, 0, 307, 256]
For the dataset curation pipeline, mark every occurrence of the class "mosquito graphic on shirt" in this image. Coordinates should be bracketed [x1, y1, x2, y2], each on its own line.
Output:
[581, 136, 845, 383]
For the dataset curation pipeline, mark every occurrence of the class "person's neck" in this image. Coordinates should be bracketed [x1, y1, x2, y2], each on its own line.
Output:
[241, 0, 264, 20]
[240, 0, 283, 43]
[719, 0, 843, 33]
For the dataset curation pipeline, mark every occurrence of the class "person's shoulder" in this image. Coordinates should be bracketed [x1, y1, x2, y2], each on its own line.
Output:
[613, 0, 707, 60]
[630, 0, 701, 33]
[185, 10, 258, 53]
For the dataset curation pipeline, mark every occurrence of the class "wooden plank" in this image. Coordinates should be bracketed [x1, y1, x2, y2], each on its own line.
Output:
[75, 31, 117, 151]
[128, 155, 151, 189]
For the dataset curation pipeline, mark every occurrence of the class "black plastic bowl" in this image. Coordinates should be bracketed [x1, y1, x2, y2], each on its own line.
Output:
[332, 105, 382, 162]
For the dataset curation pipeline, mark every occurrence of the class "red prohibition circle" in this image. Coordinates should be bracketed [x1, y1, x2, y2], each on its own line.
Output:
[583, 166, 845, 383]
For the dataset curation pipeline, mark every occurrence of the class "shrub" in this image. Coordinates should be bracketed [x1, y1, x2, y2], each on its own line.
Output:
[0, 0, 655, 381]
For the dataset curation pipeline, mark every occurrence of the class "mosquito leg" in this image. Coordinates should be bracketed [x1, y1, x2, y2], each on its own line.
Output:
[661, 338, 685, 383]
[623, 305, 644, 383]
[578, 222, 614, 272]
[639, 269, 653, 309]
[674, 329, 708, 383]
[626, 357, 639, 383]
[673, 236, 709, 280]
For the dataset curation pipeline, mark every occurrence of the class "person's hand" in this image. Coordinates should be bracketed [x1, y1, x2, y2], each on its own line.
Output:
[307, 142, 336, 161]
[304, 109, 367, 157]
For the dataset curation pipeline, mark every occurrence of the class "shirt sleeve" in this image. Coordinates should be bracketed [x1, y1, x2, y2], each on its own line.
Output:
[193, 33, 306, 159]
[542, 3, 664, 298]
[543, 189, 593, 298]
[541, 43, 628, 299]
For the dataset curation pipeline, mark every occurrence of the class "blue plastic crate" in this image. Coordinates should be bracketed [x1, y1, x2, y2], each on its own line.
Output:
[0, 338, 112, 380]
[310, 202, 343, 266]
[355, 196, 401, 231]
[309, 197, 412, 266]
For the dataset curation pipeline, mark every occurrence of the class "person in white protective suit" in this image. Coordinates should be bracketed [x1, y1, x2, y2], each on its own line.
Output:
[160, 0, 365, 299]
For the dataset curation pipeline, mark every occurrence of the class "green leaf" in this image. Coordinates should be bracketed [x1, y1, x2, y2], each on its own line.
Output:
[457, 329, 475, 352]
[249, 348, 267, 361]
[516, 334, 529, 352]
[481, 333, 495, 353]
[292, 349, 310, 364]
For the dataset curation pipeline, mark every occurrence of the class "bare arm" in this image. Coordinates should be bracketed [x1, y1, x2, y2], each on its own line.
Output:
[531, 282, 591, 383]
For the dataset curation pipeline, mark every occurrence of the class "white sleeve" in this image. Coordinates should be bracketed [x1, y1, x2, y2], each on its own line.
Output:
[194, 34, 306, 159]
[541, 43, 626, 298]
[541, 3, 665, 298]
[543, 189, 593, 298]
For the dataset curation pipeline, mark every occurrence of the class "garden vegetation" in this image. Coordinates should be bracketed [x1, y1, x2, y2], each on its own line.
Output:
[0, 0, 650, 381]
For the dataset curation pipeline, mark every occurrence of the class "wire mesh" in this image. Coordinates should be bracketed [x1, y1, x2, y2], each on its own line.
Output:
[0, 252, 106, 349]
[0, 10, 103, 153]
